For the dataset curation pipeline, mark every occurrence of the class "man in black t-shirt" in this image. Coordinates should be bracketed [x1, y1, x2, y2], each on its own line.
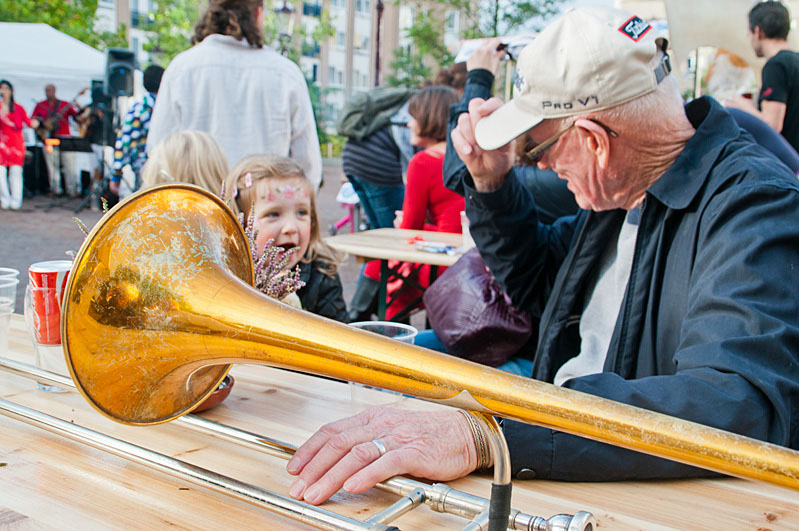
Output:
[728, 1, 799, 152]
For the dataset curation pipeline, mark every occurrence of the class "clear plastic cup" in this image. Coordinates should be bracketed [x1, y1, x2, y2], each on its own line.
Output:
[0, 278, 19, 355]
[348, 321, 418, 343]
[348, 321, 418, 404]
[24, 285, 69, 392]
[0, 267, 20, 279]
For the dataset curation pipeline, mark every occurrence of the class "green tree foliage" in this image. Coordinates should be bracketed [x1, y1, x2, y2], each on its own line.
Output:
[496, 0, 563, 35]
[142, 0, 202, 67]
[387, 4, 453, 87]
[0, 0, 128, 50]
[386, 47, 433, 88]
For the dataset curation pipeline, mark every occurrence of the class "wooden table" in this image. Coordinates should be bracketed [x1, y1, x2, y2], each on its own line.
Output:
[326, 229, 465, 320]
[2, 313, 798, 530]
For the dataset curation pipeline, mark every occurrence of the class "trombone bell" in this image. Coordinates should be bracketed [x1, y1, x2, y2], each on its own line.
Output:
[63, 185, 249, 424]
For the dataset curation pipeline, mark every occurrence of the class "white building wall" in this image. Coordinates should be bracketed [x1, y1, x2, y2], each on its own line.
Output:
[351, 0, 372, 94]
[95, 0, 117, 34]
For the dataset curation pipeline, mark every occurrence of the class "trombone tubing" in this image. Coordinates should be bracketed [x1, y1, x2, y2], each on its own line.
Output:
[0, 357, 591, 531]
[0, 398, 390, 531]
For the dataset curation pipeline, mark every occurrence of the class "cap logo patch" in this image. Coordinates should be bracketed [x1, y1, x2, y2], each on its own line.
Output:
[619, 15, 651, 42]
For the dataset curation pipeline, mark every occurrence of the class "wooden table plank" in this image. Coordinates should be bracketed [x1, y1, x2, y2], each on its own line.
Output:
[2, 314, 798, 530]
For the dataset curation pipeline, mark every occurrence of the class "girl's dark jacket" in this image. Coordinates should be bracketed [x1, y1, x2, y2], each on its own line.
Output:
[297, 260, 348, 323]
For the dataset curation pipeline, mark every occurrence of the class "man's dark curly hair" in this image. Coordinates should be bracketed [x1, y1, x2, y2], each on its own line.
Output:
[193, 0, 263, 47]
[749, 1, 791, 40]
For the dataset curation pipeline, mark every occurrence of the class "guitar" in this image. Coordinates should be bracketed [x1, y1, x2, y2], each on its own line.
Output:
[35, 87, 89, 140]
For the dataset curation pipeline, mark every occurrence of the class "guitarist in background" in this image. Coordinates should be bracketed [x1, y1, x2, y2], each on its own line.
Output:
[32, 84, 86, 196]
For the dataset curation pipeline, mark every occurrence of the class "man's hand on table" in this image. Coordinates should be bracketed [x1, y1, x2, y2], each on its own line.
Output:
[286, 406, 478, 505]
[450, 98, 514, 193]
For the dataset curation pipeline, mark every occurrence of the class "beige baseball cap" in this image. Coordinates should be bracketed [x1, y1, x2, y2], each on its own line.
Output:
[474, 6, 671, 151]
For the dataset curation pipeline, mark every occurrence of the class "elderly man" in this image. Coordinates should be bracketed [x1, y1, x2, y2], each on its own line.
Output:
[286, 7, 799, 505]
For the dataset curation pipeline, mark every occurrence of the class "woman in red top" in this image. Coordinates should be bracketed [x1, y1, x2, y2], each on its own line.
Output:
[0, 80, 36, 210]
[364, 85, 463, 320]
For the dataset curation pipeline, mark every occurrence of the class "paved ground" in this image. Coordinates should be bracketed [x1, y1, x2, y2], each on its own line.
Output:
[0, 159, 426, 328]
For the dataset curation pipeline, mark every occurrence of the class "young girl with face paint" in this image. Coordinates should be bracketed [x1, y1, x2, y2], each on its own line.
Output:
[224, 154, 348, 322]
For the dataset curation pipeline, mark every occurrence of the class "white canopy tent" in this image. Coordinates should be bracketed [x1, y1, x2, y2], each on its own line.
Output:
[0, 23, 107, 115]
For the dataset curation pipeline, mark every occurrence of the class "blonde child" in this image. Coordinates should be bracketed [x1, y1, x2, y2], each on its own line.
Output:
[223, 154, 348, 322]
[141, 130, 229, 193]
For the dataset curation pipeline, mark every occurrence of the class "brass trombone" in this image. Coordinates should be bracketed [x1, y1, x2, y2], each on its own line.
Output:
[48, 184, 799, 526]
[61, 184, 799, 484]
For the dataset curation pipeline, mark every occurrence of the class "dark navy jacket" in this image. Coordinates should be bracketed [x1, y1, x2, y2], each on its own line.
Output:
[446, 89, 799, 480]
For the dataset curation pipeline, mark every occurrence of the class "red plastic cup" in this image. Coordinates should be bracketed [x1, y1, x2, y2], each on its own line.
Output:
[27, 260, 72, 345]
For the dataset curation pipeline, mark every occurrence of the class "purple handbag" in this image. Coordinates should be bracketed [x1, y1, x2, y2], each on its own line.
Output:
[422, 248, 533, 366]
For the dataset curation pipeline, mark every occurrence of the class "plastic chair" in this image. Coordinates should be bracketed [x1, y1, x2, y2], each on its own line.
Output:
[330, 182, 361, 235]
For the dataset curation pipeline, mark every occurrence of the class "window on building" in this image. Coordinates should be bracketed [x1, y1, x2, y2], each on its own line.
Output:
[329, 66, 336, 83]
[303, 1, 322, 17]
[336, 31, 345, 46]
[312, 64, 318, 82]
[446, 11, 457, 31]
[337, 71, 343, 85]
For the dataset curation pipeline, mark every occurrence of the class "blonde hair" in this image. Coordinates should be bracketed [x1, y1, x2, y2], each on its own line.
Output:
[141, 131, 229, 194]
[223, 154, 341, 275]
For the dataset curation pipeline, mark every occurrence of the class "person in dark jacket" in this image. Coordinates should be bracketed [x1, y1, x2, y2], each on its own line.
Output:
[284, 7, 799, 505]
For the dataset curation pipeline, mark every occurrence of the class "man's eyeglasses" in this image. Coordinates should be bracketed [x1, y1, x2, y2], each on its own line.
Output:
[520, 118, 618, 165]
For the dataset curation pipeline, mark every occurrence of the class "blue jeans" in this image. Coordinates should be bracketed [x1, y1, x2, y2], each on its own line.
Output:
[414, 330, 534, 377]
[346, 175, 404, 229]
